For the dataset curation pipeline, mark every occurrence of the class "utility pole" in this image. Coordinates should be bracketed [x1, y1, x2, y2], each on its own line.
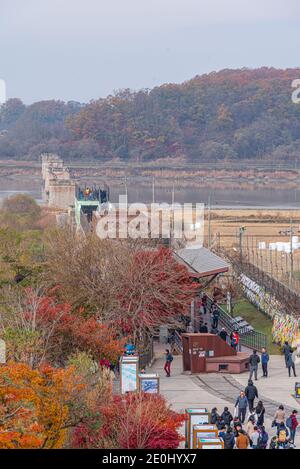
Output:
[289, 218, 294, 288]
[152, 177, 155, 204]
[239, 226, 246, 265]
[170, 183, 175, 248]
[208, 195, 211, 248]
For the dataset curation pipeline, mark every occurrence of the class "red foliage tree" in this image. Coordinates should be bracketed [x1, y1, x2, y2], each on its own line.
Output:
[72, 392, 184, 449]
[114, 247, 198, 341]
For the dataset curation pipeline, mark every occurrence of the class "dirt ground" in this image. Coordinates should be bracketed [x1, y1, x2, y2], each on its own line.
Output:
[205, 209, 300, 288]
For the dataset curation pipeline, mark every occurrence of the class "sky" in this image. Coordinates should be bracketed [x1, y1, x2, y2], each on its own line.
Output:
[0, 0, 300, 103]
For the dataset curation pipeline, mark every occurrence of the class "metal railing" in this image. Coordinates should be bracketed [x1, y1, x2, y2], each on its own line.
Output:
[173, 330, 183, 354]
[206, 296, 267, 351]
[139, 339, 154, 369]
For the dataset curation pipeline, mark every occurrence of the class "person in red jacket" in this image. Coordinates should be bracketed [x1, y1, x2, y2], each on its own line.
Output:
[230, 330, 239, 351]
[286, 410, 298, 445]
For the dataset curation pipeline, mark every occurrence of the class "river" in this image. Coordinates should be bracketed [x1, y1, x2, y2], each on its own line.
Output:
[0, 175, 299, 209]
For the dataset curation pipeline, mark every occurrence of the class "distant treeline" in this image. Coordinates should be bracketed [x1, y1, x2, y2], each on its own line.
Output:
[1, 67, 300, 163]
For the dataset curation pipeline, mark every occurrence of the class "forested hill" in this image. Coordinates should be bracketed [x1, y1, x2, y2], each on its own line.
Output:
[1, 67, 300, 163]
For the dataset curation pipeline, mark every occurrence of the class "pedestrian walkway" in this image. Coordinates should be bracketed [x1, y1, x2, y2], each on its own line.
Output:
[149, 348, 300, 447]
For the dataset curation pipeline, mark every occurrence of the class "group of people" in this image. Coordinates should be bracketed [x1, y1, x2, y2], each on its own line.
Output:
[196, 294, 241, 351]
[248, 343, 297, 380]
[211, 400, 299, 449]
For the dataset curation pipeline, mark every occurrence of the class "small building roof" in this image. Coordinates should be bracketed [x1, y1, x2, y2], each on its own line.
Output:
[174, 246, 230, 278]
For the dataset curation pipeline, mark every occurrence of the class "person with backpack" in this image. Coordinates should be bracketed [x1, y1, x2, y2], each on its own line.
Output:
[164, 349, 173, 377]
[255, 400, 265, 427]
[276, 422, 290, 440]
[249, 349, 260, 381]
[223, 427, 235, 449]
[235, 391, 248, 424]
[221, 406, 233, 428]
[257, 426, 269, 449]
[261, 347, 269, 377]
[245, 379, 258, 412]
[286, 410, 298, 445]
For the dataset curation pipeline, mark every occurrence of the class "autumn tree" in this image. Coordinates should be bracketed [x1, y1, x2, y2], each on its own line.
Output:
[0, 286, 123, 367]
[0, 194, 42, 231]
[44, 228, 197, 345]
[0, 362, 85, 448]
[72, 392, 185, 449]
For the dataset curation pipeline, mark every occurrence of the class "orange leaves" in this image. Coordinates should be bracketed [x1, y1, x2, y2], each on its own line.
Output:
[0, 361, 83, 449]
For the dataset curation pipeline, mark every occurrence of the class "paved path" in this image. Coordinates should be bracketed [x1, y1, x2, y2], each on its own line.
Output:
[149, 347, 300, 447]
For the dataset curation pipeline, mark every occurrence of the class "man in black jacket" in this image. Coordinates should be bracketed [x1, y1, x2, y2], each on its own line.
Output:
[222, 428, 235, 449]
[219, 328, 228, 342]
[221, 406, 233, 427]
[245, 379, 258, 412]
[249, 349, 260, 381]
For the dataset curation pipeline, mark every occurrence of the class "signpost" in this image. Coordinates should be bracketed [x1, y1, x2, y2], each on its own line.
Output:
[120, 355, 139, 394]
[138, 373, 160, 394]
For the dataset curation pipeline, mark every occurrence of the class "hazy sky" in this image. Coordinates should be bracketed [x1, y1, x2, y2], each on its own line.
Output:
[1, 0, 300, 103]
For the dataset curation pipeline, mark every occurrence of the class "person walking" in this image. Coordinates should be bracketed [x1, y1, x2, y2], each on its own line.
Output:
[286, 410, 298, 445]
[257, 426, 269, 449]
[230, 330, 239, 351]
[201, 293, 208, 315]
[246, 415, 256, 439]
[222, 427, 235, 449]
[283, 341, 293, 367]
[210, 407, 220, 425]
[274, 405, 285, 431]
[249, 349, 260, 381]
[212, 307, 220, 329]
[221, 406, 233, 428]
[261, 347, 269, 377]
[164, 349, 173, 377]
[235, 391, 248, 424]
[286, 350, 297, 377]
[250, 426, 260, 449]
[219, 327, 228, 342]
[255, 401, 265, 427]
[236, 430, 250, 449]
[245, 379, 258, 412]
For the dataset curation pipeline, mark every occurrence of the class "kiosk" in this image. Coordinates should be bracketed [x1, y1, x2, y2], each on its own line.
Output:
[185, 408, 210, 448]
[120, 355, 139, 394]
[138, 373, 160, 394]
[197, 438, 224, 449]
[192, 425, 218, 449]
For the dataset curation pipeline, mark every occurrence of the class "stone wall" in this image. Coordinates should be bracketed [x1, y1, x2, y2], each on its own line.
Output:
[41, 154, 75, 209]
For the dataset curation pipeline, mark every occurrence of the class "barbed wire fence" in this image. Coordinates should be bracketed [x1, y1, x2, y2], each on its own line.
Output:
[206, 232, 300, 317]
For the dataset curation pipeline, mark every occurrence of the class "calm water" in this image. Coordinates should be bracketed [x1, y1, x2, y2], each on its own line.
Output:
[0, 175, 299, 209]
